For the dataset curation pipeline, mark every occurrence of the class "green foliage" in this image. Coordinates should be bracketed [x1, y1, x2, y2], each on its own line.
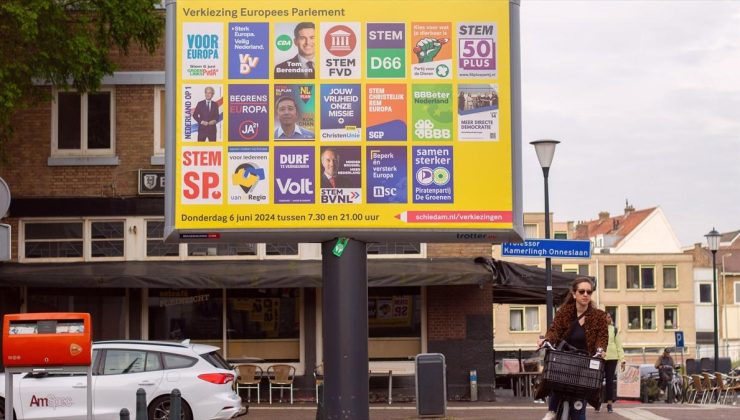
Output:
[0, 0, 164, 160]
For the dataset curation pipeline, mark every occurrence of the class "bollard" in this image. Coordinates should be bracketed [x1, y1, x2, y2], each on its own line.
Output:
[136, 388, 147, 420]
[120, 408, 130, 420]
[315, 382, 324, 420]
[469, 369, 478, 402]
[170, 389, 182, 420]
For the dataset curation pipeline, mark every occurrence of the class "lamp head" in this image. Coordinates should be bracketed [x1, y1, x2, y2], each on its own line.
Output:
[705, 228, 721, 252]
[530, 139, 560, 169]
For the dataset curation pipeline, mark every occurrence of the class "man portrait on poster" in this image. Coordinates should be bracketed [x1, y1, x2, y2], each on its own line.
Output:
[192, 86, 219, 141]
[320, 148, 349, 188]
[274, 22, 316, 79]
[274, 95, 314, 139]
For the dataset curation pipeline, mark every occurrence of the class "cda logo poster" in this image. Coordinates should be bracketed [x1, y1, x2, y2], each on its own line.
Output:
[228, 84, 269, 141]
[229, 23, 269, 79]
[320, 84, 361, 141]
[320, 22, 361, 79]
[227, 146, 269, 204]
[412, 84, 452, 141]
[182, 23, 223, 79]
[458, 84, 499, 141]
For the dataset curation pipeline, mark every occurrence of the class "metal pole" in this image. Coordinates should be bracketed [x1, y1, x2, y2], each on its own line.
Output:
[170, 389, 181, 420]
[712, 250, 719, 372]
[4, 370, 12, 420]
[543, 166, 553, 327]
[322, 239, 369, 420]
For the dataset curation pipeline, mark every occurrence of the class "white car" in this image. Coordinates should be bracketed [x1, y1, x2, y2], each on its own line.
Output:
[1, 340, 245, 420]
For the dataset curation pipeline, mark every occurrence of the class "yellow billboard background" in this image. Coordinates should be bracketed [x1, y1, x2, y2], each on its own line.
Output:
[174, 0, 514, 234]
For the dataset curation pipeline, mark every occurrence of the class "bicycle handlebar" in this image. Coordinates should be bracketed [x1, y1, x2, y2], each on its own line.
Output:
[539, 340, 604, 358]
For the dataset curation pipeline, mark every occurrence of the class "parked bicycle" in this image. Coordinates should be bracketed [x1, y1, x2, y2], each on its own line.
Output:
[540, 340, 605, 420]
[647, 364, 684, 403]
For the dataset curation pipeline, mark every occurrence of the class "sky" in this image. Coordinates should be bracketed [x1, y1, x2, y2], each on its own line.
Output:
[519, 0, 740, 247]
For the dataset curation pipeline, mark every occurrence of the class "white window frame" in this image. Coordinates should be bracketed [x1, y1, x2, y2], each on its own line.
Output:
[627, 305, 657, 331]
[662, 265, 678, 290]
[663, 306, 679, 330]
[152, 86, 165, 164]
[367, 242, 427, 259]
[524, 223, 538, 239]
[51, 87, 116, 157]
[20, 218, 126, 262]
[509, 306, 540, 333]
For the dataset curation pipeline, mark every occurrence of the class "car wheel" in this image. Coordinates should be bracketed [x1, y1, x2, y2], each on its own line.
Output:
[147, 395, 193, 420]
[0, 397, 18, 420]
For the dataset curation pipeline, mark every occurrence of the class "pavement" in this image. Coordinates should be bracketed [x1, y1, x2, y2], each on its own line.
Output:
[244, 396, 740, 419]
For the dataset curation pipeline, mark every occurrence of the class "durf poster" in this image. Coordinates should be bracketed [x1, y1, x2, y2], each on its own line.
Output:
[169, 0, 521, 243]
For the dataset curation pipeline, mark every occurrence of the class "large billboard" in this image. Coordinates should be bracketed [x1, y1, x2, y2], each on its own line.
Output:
[166, 0, 523, 243]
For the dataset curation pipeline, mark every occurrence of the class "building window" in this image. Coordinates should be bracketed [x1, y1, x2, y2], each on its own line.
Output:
[604, 265, 618, 289]
[265, 243, 298, 256]
[626, 265, 655, 289]
[153, 87, 165, 157]
[146, 220, 180, 257]
[627, 306, 656, 331]
[734, 282, 740, 304]
[664, 307, 678, 330]
[554, 232, 567, 239]
[187, 243, 258, 257]
[578, 265, 589, 276]
[90, 221, 124, 258]
[148, 289, 223, 342]
[663, 266, 677, 289]
[605, 306, 618, 327]
[368, 287, 422, 360]
[23, 221, 83, 259]
[552, 264, 562, 272]
[698, 283, 712, 303]
[524, 224, 538, 239]
[52, 88, 115, 156]
[27, 287, 126, 340]
[509, 306, 540, 332]
[367, 242, 422, 255]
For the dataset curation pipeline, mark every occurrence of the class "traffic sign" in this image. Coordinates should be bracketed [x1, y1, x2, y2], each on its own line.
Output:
[675, 331, 685, 348]
[502, 239, 591, 259]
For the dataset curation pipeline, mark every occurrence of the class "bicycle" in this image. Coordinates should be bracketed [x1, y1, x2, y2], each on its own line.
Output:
[540, 341, 605, 420]
[651, 364, 683, 403]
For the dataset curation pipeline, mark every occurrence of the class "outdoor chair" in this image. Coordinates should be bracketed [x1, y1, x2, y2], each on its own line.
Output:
[701, 372, 718, 403]
[682, 375, 694, 403]
[267, 364, 296, 404]
[690, 374, 707, 404]
[235, 364, 263, 403]
[314, 363, 324, 403]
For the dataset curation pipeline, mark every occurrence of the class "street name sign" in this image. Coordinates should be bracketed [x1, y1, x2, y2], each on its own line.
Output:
[502, 239, 591, 259]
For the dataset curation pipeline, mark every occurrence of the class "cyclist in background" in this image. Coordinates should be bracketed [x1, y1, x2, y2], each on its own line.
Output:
[536, 277, 609, 420]
[654, 348, 675, 398]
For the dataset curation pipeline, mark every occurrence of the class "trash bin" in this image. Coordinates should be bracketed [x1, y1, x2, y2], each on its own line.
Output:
[415, 353, 446, 417]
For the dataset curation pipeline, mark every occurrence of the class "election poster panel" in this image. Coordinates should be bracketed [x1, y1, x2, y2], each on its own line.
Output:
[182, 22, 224, 79]
[320, 84, 362, 141]
[457, 84, 499, 141]
[274, 22, 316, 79]
[227, 146, 269, 205]
[367, 23, 406, 79]
[412, 84, 453, 141]
[457, 22, 497, 79]
[228, 84, 269, 141]
[320, 22, 362, 79]
[319, 146, 362, 204]
[172, 0, 518, 240]
[274, 84, 316, 140]
[228, 22, 269, 79]
[411, 22, 452, 79]
[274, 146, 315, 204]
[182, 84, 223, 142]
[366, 84, 407, 141]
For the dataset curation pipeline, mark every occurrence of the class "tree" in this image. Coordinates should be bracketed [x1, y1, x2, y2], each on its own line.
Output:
[0, 0, 164, 159]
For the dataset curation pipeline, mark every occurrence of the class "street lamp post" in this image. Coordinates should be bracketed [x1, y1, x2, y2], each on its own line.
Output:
[705, 228, 721, 372]
[531, 139, 560, 327]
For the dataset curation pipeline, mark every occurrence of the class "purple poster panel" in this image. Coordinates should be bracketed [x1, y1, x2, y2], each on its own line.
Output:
[274, 146, 315, 204]
[229, 23, 269, 79]
[412, 146, 453, 203]
[367, 147, 407, 203]
[320, 84, 361, 141]
[319, 146, 362, 204]
[228, 85, 269, 141]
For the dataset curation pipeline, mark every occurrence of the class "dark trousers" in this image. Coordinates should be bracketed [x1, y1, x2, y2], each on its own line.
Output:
[604, 359, 618, 402]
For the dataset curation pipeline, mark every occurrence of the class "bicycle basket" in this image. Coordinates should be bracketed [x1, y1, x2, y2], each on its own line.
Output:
[542, 349, 605, 396]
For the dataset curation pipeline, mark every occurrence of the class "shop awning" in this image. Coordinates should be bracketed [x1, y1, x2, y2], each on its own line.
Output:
[0, 258, 494, 289]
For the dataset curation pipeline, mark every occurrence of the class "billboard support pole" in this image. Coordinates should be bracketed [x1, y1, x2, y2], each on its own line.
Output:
[322, 239, 369, 420]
